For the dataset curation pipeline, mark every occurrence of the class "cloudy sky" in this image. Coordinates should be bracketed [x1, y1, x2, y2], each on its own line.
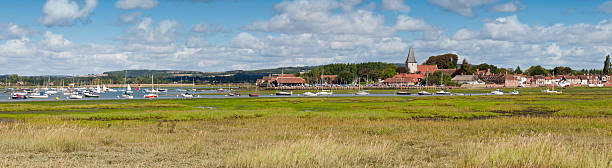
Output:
[1, 0, 612, 75]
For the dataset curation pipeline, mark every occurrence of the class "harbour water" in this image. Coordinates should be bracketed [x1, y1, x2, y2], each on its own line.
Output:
[0, 88, 495, 102]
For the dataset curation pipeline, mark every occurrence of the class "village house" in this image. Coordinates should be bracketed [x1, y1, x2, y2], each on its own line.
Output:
[256, 73, 306, 87]
[382, 48, 451, 86]
[503, 74, 531, 88]
[451, 75, 483, 85]
[383, 73, 424, 85]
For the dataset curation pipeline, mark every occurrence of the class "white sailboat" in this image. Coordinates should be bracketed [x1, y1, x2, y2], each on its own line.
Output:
[303, 92, 318, 97]
[126, 84, 133, 94]
[144, 75, 159, 99]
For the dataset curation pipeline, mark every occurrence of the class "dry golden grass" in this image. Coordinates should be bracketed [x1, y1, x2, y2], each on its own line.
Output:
[0, 117, 608, 167]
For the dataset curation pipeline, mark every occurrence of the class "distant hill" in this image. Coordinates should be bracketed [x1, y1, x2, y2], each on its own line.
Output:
[102, 66, 318, 83]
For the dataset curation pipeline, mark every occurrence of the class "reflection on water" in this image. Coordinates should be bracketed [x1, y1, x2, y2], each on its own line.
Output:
[0, 87, 493, 102]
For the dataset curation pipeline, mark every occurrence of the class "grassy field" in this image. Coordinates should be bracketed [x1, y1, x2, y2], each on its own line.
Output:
[0, 87, 610, 167]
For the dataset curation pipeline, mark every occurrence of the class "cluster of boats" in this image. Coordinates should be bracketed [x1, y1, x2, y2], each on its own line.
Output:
[396, 89, 520, 96]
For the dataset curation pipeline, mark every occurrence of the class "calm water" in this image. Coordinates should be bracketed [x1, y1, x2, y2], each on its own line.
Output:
[0, 88, 495, 102]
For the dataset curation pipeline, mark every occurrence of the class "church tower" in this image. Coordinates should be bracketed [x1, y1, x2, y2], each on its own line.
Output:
[405, 47, 417, 74]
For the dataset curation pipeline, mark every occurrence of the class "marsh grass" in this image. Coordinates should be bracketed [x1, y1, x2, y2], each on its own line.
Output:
[0, 87, 609, 167]
[459, 134, 612, 167]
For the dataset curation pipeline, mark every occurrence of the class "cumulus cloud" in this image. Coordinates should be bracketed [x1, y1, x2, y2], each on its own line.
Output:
[0, 23, 33, 41]
[244, 0, 393, 36]
[448, 15, 612, 45]
[488, 1, 523, 13]
[192, 23, 230, 34]
[42, 31, 73, 50]
[427, 0, 497, 16]
[5, 0, 612, 75]
[116, 0, 158, 10]
[119, 17, 179, 44]
[381, 0, 411, 12]
[39, 0, 98, 26]
[394, 15, 444, 40]
[117, 12, 142, 24]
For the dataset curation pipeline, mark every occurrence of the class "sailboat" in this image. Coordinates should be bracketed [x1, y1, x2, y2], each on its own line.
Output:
[144, 75, 159, 99]
[126, 84, 133, 94]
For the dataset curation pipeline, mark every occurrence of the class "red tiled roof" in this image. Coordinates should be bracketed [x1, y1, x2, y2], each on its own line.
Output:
[321, 75, 338, 79]
[275, 77, 305, 84]
[278, 74, 295, 77]
[384, 77, 419, 83]
[392, 73, 425, 79]
[383, 73, 424, 83]
[417, 65, 438, 74]
[437, 69, 456, 75]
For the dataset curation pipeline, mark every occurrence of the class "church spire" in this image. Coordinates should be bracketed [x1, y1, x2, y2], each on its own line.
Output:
[406, 47, 417, 63]
[405, 47, 418, 74]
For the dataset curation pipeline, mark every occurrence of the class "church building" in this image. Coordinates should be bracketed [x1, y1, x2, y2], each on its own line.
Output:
[383, 47, 438, 85]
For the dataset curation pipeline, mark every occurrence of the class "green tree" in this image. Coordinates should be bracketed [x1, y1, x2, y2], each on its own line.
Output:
[552, 66, 573, 75]
[424, 53, 459, 69]
[456, 58, 473, 75]
[604, 55, 611, 75]
[425, 71, 455, 86]
[514, 66, 522, 74]
[8, 74, 19, 83]
[337, 70, 354, 84]
[525, 65, 549, 76]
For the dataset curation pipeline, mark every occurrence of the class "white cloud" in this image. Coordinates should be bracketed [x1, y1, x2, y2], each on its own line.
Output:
[381, 0, 411, 12]
[120, 17, 179, 44]
[488, 1, 520, 13]
[452, 28, 478, 40]
[186, 36, 209, 48]
[427, 0, 497, 16]
[340, 0, 363, 11]
[244, 0, 393, 36]
[395, 15, 435, 31]
[42, 31, 73, 51]
[39, 0, 98, 26]
[395, 15, 444, 40]
[116, 0, 158, 10]
[229, 32, 264, 49]
[192, 23, 230, 34]
[0, 23, 33, 41]
[118, 12, 142, 24]
[0, 38, 36, 57]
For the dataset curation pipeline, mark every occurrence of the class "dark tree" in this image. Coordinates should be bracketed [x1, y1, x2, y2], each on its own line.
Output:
[525, 65, 549, 76]
[514, 66, 522, 74]
[424, 53, 459, 69]
[604, 55, 611, 75]
[552, 66, 573, 75]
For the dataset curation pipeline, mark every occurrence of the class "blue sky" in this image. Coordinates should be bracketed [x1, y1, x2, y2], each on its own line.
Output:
[1, 0, 612, 75]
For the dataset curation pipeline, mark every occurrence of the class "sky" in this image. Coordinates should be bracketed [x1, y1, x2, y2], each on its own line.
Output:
[1, 0, 612, 75]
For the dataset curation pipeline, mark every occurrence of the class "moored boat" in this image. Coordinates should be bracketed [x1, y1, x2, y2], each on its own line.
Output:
[354, 91, 370, 96]
[396, 90, 411, 95]
[303, 92, 318, 97]
[275, 91, 292, 96]
[490, 89, 504, 95]
[69, 94, 83, 99]
[181, 93, 194, 98]
[29, 92, 49, 98]
[316, 90, 333, 96]
[435, 90, 451, 95]
[144, 94, 158, 99]
[83, 92, 100, 98]
[248, 93, 259, 97]
[10, 92, 28, 99]
[418, 91, 432, 95]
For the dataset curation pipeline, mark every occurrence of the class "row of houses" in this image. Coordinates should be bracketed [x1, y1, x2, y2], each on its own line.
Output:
[450, 71, 611, 88]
